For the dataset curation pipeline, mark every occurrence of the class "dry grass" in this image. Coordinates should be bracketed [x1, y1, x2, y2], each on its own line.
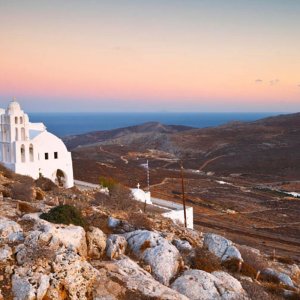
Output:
[238, 246, 269, 271]
[92, 191, 110, 206]
[128, 212, 154, 230]
[0, 163, 15, 179]
[96, 183, 139, 213]
[223, 258, 258, 279]
[275, 256, 295, 265]
[11, 180, 35, 201]
[86, 212, 112, 234]
[191, 246, 222, 273]
[241, 280, 282, 300]
[35, 189, 45, 200]
[35, 176, 57, 191]
[17, 201, 40, 214]
[63, 197, 91, 211]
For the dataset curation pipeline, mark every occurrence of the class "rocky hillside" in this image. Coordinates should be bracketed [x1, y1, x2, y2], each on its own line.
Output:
[64, 122, 193, 151]
[67, 112, 300, 180]
[0, 166, 299, 299]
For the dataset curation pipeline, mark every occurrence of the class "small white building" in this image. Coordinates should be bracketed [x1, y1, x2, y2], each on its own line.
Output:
[0, 100, 74, 188]
[131, 183, 152, 205]
[131, 184, 194, 229]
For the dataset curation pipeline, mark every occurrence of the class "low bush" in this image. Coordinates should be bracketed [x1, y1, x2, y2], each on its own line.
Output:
[276, 256, 295, 265]
[263, 282, 285, 299]
[40, 205, 86, 227]
[11, 181, 35, 201]
[223, 258, 258, 279]
[91, 191, 110, 206]
[238, 246, 269, 271]
[1, 188, 11, 198]
[35, 176, 57, 191]
[129, 212, 154, 230]
[99, 176, 117, 192]
[191, 247, 222, 273]
[35, 189, 44, 200]
[241, 280, 281, 300]
[104, 183, 138, 212]
[0, 163, 15, 179]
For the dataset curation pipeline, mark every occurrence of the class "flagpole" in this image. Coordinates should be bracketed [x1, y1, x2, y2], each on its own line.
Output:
[180, 161, 187, 228]
[144, 160, 150, 212]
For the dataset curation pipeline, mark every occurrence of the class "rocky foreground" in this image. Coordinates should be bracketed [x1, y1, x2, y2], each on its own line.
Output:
[0, 171, 299, 299]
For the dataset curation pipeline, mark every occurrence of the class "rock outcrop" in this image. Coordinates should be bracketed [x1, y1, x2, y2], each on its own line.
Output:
[106, 234, 127, 259]
[261, 268, 294, 288]
[95, 256, 189, 300]
[87, 226, 107, 259]
[0, 216, 23, 243]
[171, 269, 249, 300]
[204, 233, 242, 262]
[125, 230, 181, 285]
[0, 244, 12, 262]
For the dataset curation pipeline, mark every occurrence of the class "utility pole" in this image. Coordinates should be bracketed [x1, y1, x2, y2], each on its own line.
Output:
[146, 160, 150, 192]
[180, 161, 187, 228]
[144, 160, 150, 212]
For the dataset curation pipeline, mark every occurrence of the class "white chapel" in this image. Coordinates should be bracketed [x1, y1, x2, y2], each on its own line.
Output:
[0, 100, 74, 188]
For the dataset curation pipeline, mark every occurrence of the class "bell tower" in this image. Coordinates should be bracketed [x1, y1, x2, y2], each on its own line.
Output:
[0, 99, 30, 163]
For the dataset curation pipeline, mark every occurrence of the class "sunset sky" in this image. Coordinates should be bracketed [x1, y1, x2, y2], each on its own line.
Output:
[0, 0, 300, 112]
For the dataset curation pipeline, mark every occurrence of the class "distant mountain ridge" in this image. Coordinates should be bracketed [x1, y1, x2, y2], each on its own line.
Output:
[67, 112, 300, 180]
[63, 122, 193, 150]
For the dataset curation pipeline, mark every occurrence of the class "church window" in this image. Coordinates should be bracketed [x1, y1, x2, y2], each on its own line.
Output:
[20, 117, 23, 124]
[45, 153, 49, 160]
[15, 117, 18, 124]
[29, 144, 34, 162]
[21, 145, 25, 162]
[54, 152, 58, 159]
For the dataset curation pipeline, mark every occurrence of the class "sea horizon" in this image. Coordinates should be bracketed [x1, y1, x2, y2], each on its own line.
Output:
[28, 111, 284, 137]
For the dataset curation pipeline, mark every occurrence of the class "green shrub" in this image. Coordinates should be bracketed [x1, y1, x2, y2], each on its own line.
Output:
[99, 176, 117, 192]
[40, 205, 86, 227]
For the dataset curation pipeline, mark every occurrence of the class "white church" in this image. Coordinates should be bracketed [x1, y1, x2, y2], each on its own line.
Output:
[0, 100, 74, 188]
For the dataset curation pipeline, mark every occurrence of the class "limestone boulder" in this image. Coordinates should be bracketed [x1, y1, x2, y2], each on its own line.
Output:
[171, 269, 249, 300]
[107, 217, 121, 229]
[106, 234, 127, 259]
[204, 233, 242, 262]
[0, 244, 12, 262]
[261, 268, 294, 288]
[125, 230, 181, 285]
[13, 247, 99, 300]
[97, 256, 188, 299]
[35, 220, 87, 257]
[0, 216, 23, 242]
[87, 226, 107, 259]
[173, 239, 193, 253]
[12, 274, 36, 300]
[46, 248, 99, 299]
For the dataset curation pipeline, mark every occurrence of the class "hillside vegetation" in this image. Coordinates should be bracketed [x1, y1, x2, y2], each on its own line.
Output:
[0, 165, 299, 299]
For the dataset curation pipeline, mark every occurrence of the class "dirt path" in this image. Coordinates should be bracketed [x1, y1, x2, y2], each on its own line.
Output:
[199, 155, 227, 171]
